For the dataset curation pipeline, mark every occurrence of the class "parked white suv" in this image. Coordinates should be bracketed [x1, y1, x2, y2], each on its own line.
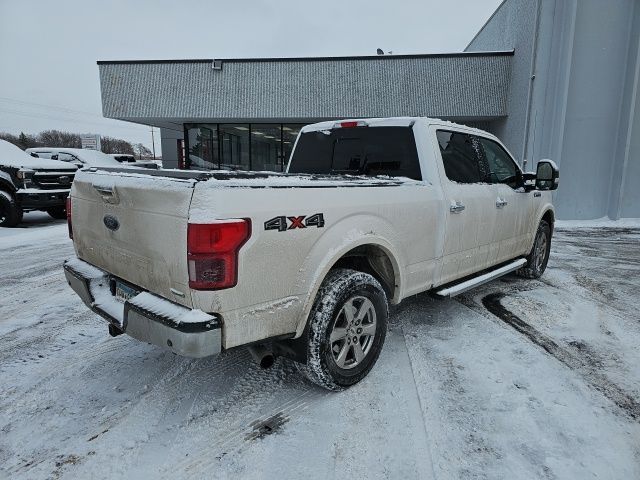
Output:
[63, 117, 559, 389]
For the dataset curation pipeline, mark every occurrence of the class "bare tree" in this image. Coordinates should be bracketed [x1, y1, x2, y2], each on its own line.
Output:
[0, 132, 21, 147]
[1, 129, 138, 154]
[132, 143, 152, 159]
[102, 136, 135, 155]
[38, 130, 81, 148]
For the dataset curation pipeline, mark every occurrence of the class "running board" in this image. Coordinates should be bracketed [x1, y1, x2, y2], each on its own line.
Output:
[435, 258, 527, 298]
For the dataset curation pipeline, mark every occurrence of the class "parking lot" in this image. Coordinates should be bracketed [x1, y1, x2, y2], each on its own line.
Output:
[1, 215, 639, 479]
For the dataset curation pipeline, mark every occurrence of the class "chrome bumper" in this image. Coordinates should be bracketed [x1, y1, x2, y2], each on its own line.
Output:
[63, 258, 222, 358]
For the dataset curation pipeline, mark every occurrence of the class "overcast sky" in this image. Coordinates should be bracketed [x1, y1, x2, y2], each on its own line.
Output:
[0, 0, 501, 154]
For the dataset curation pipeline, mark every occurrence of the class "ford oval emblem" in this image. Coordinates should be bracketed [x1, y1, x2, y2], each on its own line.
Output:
[103, 215, 120, 231]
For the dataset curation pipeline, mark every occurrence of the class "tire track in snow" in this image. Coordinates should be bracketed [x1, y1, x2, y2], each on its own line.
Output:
[158, 359, 328, 478]
[0, 308, 97, 364]
[478, 292, 640, 421]
[0, 243, 72, 286]
[174, 386, 329, 480]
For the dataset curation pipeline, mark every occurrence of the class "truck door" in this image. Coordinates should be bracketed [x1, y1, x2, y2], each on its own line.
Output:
[476, 136, 532, 262]
[434, 130, 498, 285]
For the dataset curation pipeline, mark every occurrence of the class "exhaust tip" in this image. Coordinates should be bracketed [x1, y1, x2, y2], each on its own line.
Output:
[248, 344, 275, 369]
[260, 354, 275, 369]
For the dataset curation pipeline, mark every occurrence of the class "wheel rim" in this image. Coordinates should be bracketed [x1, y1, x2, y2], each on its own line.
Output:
[534, 228, 548, 272]
[329, 296, 377, 370]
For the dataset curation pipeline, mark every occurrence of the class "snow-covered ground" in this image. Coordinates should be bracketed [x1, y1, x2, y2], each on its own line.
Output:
[1, 216, 639, 479]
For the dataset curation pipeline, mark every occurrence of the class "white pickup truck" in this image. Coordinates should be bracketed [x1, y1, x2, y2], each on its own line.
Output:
[63, 117, 559, 390]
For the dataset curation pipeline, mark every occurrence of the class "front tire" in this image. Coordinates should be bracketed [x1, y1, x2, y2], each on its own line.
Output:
[297, 268, 388, 391]
[47, 206, 67, 220]
[0, 191, 23, 227]
[517, 219, 551, 279]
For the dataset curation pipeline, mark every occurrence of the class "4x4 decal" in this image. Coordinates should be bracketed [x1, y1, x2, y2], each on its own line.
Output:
[264, 213, 325, 232]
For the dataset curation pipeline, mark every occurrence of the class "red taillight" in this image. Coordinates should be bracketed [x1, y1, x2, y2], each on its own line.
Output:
[66, 197, 73, 239]
[187, 219, 251, 290]
[337, 120, 367, 129]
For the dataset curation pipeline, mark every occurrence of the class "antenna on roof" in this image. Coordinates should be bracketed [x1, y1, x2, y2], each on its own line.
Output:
[376, 48, 384, 55]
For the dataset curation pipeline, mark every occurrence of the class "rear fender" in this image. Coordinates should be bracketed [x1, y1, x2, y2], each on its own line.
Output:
[292, 214, 404, 338]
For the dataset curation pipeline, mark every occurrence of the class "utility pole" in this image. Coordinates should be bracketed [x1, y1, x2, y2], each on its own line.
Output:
[150, 127, 156, 160]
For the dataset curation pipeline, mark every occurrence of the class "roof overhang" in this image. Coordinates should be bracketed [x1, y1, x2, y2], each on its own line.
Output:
[98, 51, 513, 125]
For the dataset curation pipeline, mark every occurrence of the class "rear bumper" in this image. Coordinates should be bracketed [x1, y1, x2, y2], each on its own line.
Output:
[17, 188, 69, 209]
[63, 258, 222, 358]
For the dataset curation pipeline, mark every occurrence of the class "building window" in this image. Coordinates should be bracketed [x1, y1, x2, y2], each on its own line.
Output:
[186, 124, 218, 169]
[184, 123, 307, 172]
[219, 124, 250, 170]
[251, 124, 282, 171]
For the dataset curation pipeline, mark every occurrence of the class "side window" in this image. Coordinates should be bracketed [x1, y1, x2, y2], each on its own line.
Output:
[436, 130, 482, 183]
[478, 138, 518, 188]
[57, 153, 83, 164]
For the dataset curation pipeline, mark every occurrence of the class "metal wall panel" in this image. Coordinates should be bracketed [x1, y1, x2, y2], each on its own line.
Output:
[98, 54, 512, 121]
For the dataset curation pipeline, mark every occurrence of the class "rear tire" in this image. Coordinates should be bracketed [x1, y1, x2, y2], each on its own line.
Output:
[296, 268, 388, 391]
[517, 220, 551, 279]
[0, 191, 23, 227]
[47, 206, 67, 220]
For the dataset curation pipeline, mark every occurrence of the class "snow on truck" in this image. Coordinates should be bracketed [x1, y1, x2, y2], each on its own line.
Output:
[63, 117, 559, 390]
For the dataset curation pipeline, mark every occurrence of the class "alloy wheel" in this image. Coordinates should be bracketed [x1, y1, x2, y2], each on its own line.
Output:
[328, 295, 377, 370]
[534, 228, 548, 272]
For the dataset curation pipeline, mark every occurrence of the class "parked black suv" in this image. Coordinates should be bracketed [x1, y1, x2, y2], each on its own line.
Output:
[0, 140, 77, 227]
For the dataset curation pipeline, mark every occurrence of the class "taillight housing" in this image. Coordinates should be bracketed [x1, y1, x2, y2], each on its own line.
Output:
[335, 120, 368, 129]
[187, 219, 251, 290]
[66, 197, 73, 239]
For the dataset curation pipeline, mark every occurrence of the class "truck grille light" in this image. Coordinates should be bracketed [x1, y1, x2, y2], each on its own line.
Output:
[187, 219, 251, 290]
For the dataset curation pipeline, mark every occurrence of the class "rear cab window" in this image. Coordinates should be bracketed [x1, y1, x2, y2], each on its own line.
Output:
[288, 126, 422, 180]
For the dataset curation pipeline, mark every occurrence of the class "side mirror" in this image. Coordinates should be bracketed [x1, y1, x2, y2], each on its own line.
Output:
[536, 159, 559, 191]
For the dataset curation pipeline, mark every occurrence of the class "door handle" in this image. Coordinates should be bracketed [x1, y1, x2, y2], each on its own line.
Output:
[496, 198, 508, 208]
[92, 183, 119, 204]
[450, 201, 465, 213]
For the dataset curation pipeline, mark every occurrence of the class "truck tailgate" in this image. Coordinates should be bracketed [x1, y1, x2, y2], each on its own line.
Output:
[70, 170, 196, 308]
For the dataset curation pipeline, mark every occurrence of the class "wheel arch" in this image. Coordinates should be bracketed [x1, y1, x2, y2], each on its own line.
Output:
[541, 208, 555, 233]
[293, 237, 402, 339]
[0, 172, 17, 194]
[525, 205, 555, 253]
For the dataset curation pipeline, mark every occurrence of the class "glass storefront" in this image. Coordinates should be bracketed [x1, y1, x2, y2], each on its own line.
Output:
[251, 124, 281, 171]
[184, 123, 306, 172]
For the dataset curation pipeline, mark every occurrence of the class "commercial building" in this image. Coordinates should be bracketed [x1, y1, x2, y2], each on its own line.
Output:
[97, 0, 640, 220]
